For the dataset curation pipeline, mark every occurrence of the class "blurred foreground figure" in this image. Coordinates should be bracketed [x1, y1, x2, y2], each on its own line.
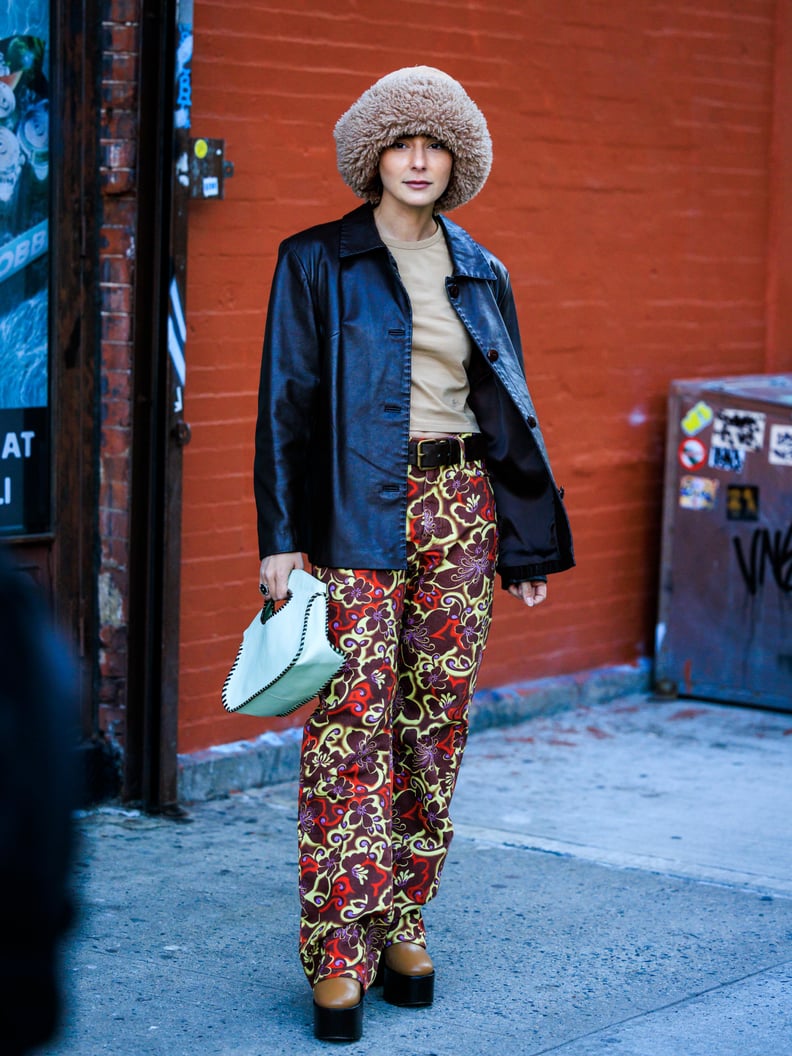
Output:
[0, 548, 77, 1053]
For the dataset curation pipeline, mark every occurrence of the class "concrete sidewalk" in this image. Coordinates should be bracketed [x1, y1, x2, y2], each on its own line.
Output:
[42, 694, 792, 1055]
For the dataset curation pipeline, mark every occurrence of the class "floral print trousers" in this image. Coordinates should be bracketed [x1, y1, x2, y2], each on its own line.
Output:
[299, 455, 498, 988]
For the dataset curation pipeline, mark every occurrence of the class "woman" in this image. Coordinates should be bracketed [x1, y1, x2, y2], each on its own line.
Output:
[255, 66, 574, 1042]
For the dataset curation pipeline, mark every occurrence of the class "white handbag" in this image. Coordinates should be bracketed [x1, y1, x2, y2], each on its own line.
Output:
[221, 569, 346, 717]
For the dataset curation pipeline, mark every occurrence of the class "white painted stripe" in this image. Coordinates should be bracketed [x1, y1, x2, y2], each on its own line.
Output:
[167, 316, 186, 386]
[169, 276, 187, 342]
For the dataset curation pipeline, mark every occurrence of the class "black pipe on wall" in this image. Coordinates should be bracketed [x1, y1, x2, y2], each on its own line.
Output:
[127, 0, 182, 812]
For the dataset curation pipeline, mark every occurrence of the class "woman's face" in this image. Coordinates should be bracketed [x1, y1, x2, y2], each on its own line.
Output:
[377, 135, 453, 211]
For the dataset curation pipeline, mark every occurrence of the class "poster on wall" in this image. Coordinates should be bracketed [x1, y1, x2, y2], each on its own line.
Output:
[0, 3, 50, 536]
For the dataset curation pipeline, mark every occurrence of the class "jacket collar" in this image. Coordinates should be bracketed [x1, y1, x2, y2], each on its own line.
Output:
[339, 203, 496, 280]
[339, 204, 384, 257]
[437, 214, 497, 280]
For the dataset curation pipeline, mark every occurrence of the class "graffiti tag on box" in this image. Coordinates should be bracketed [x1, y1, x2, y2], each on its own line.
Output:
[733, 522, 792, 596]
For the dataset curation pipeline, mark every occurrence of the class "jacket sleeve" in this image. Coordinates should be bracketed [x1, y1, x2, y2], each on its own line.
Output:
[254, 243, 321, 558]
[494, 269, 528, 383]
[473, 266, 574, 586]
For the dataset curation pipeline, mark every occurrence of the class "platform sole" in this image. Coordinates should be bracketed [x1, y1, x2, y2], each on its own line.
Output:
[382, 965, 435, 1008]
[312, 997, 364, 1042]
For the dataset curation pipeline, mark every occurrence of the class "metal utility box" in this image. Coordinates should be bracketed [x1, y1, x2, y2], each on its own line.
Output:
[655, 374, 792, 711]
[187, 137, 233, 199]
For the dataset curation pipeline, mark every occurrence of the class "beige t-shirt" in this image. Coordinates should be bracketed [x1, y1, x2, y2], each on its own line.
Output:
[382, 227, 479, 434]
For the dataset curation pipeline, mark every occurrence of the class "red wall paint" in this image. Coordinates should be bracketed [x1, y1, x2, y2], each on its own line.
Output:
[766, 0, 792, 370]
[178, 1, 777, 754]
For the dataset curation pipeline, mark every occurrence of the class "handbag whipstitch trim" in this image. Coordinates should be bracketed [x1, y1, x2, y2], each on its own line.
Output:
[221, 569, 346, 718]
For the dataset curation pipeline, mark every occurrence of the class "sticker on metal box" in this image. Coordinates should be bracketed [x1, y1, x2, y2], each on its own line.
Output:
[768, 424, 792, 467]
[680, 401, 714, 437]
[711, 409, 766, 452]
[709, 445, 746, 473]
[726, 485, 759, 522]
[679, 475, 719, 511]
[678, 437, 707, 471]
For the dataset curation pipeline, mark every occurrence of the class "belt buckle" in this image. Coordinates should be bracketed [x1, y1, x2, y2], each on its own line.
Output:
[414, 437, 462, 469]
[415, 440, 431, 470]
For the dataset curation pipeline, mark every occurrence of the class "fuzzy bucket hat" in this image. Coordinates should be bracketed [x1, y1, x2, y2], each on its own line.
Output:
[334, 66, 492, 212]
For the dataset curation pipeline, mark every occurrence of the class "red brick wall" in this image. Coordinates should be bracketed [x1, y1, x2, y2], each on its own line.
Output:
[96, 0, 141, 747]
[179, 0, 779, 753]
[767, 0, 792, 368]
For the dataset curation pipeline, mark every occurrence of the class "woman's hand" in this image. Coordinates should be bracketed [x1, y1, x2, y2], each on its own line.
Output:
[259, 552, 304, 601]
[508, 580, 548, 608]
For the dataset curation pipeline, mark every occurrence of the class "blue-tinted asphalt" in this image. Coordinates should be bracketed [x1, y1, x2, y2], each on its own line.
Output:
[43, 694, 792, 1055]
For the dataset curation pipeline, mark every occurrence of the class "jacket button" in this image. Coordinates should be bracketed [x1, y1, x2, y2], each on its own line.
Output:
[526, 414, 537, 428]
[448, 282, 459, 298]
[487, 348, 499, 362]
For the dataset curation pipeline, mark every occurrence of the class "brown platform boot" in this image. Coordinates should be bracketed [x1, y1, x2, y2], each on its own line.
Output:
[380, 942, 435, 1007]
[312, 978, 363, 1042]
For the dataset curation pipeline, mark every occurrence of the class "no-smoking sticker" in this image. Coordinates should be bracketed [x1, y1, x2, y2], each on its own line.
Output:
[678, 437, 707, 471]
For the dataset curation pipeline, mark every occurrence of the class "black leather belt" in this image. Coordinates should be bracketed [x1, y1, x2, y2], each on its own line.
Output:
[408, 434, 488, 469]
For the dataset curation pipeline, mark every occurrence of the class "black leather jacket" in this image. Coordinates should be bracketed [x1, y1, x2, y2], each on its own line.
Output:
[255, 203, 574, 586]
